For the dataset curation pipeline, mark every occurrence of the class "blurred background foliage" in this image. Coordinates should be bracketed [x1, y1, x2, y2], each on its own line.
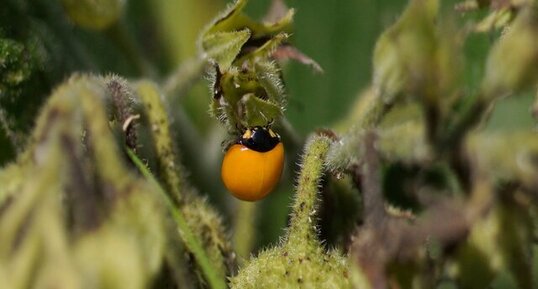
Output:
[0, 0, 534, 253]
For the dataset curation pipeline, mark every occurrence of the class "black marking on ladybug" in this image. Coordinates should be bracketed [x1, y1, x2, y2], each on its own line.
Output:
[239, 126, 280, 153]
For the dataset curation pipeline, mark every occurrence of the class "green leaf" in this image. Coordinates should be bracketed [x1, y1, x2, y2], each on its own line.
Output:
[236, 32, 289, 65]
[255, 60, 285, 104]
[372, 0, 439, 103]
[202, 30, 250, 70]
[481, 6, 538, 98]
[204, 0, 249, 36]
[243, 93, 282, 127]
[204, 0, 293, 39]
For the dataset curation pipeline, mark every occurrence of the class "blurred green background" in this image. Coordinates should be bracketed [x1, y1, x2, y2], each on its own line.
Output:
[1, 0, 534, 249]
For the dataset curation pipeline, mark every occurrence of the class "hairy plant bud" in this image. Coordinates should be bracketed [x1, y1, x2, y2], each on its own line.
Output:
[482, 5, 538, 98]
[372, 0, 439, 103]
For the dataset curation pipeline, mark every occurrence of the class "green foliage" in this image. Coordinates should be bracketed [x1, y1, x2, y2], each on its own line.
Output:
[482, 5, 538, 97]
[0, 39, 33, 92]
[0, 76, 168, 289]
[202, 30, 251, 70]
[2, 0, 538, 289]
[201, 0, 299, 134]
[373, 0, 441, 104]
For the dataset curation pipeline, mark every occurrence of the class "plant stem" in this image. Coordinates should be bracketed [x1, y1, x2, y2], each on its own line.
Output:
[163, 57, 207, 97]
[326, 92, 392, 172]
[286, 135, 331, 246]
[135, 80, 188, 205]
[359, 131, 386, 225]
[233, 201, 257, 260]
[442, 95, 488, 151]
[441, 93, 492, 191]
[126, 148, 227, 289]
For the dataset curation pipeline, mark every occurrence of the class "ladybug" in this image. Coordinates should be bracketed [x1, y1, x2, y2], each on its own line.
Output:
[221, 126, 285, 201]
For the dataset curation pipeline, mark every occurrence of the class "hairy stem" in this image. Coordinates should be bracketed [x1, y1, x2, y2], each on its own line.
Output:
[135, 80, 189, 205]
[326, 89, 393, 172]
[286, 135, 331, 246]
[78, 77, 132, 189]
[163, 57, 207, 97]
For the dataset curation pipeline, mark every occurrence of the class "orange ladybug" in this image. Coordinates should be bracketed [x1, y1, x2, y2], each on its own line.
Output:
[221, 127, 284, 201]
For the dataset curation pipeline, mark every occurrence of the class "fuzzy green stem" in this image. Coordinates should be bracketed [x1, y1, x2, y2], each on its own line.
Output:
[286, 135, 331, 246]
[361, 98, 393, 130]
[126, 148, 227, 289]
[335, 88, 391, 133]
[162, 57, 207, 97]
[135, 80, 188, 204]
[327, 93, 392, 172]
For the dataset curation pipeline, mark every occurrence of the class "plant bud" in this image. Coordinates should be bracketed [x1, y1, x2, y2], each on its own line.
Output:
[372, 0, 439, 103]
[482, 6, 538, 98]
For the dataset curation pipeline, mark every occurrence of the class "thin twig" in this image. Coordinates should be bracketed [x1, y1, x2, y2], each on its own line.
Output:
[359, 131, 386, 225]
